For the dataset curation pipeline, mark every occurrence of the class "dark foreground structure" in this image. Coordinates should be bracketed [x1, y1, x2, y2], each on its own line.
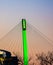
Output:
[0, 49, 19, 65]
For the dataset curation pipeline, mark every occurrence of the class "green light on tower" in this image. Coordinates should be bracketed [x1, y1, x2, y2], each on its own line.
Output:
[22, 19, 26, 30]
[22, 19, 28, 65]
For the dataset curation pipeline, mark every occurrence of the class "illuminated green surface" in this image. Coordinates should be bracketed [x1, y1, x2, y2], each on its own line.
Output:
[23, 20, 26, 29]
[22, 19, 28, 65]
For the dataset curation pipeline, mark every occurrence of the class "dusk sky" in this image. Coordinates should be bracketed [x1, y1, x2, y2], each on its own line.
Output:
[0, 0, 53, 41]
[0, 1, 53, 64]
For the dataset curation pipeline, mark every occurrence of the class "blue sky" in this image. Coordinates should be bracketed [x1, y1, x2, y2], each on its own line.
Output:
[0, 0, 53, 41]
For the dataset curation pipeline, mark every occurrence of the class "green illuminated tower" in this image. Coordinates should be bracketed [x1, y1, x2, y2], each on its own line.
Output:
[22, 19, 28, 65]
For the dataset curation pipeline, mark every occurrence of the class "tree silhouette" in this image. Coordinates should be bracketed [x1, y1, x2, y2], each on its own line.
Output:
[36, 51, 53, 65]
